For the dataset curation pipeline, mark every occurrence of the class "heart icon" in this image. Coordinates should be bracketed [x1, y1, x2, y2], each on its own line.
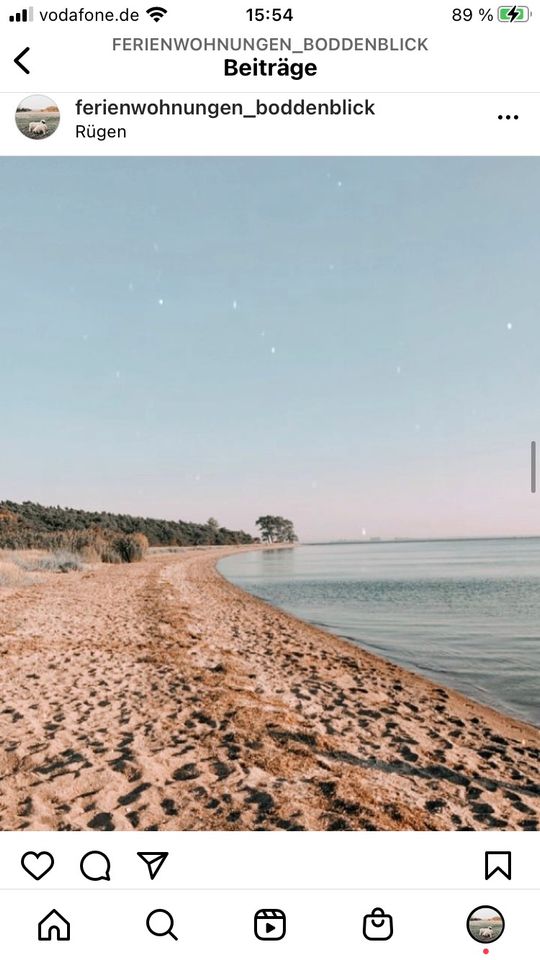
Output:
[21, 851, 54, 880]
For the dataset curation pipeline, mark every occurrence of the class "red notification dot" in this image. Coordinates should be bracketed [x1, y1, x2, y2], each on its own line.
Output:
[483, 951, 489, 956]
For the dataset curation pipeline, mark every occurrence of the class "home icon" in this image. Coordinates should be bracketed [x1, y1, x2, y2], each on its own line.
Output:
[38, 909, 71, 941]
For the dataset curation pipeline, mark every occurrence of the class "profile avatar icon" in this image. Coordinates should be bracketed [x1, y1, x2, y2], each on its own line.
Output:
[15, 94, 60, 140]
[466, 905, 505, 944]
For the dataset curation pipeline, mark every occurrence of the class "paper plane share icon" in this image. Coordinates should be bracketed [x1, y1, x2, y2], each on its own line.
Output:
[137, 851, 169, 880]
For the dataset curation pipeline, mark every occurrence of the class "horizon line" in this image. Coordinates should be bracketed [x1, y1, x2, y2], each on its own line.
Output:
[302, 534, 540, 545]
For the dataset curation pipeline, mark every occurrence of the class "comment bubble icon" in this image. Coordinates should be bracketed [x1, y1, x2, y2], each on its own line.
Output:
[80, 850, 111, 882]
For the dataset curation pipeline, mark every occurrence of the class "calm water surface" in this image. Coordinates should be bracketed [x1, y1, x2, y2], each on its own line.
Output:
[219, 539, 540, 726]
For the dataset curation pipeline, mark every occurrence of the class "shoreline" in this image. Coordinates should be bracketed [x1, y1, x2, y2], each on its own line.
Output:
[215, 544, 539, 734]
[0, 545, 538, 831]
[219, 542, 540, 730]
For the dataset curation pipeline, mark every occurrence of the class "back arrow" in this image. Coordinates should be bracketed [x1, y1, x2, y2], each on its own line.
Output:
[14, 47, 30, 74]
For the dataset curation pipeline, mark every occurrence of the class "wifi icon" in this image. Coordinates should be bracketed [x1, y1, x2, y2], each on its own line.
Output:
[146, 5, 167, 21]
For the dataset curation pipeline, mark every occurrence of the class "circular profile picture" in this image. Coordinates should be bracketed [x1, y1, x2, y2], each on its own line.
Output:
[15, 94, 60, 140]
[466, 905, 505, 944]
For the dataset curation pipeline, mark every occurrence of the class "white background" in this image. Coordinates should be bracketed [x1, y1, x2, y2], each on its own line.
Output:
[1, 0, 540, 92]
[1, 888, 535, 958]
[2, 832, 537, 957]
[1, 92, 539, 154]
[3, 831, 537, 889]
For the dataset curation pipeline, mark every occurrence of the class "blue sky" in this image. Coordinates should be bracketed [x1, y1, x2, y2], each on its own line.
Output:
[1, 157, 540, 540]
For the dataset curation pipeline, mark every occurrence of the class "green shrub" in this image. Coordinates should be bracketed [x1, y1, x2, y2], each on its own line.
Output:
[100, 544, 122, 564]
[110, 532, 148, 563]
[60, 529, 107, 562]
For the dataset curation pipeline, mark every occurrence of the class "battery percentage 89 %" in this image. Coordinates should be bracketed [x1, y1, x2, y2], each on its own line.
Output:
[452, 8, 494, 19]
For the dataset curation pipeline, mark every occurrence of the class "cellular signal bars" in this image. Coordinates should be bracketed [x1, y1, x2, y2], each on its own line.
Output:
[9, 6, 33, 21]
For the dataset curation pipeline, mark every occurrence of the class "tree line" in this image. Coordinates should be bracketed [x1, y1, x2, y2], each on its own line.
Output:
[0, 500, 254, 550]
[0, 501, 298, 552]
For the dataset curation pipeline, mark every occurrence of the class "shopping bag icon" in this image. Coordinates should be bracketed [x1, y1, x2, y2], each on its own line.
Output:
[363, 907, 393, 941]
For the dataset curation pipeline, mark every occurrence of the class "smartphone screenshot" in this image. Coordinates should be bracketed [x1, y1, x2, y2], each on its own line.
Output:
[0, 0, 538, 955]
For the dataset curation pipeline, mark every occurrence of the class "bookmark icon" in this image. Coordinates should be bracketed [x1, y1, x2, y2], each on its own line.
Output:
[485, 851, 512, 880]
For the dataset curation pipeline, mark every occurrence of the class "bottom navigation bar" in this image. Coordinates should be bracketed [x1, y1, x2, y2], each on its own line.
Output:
[0, 889, 534, 958]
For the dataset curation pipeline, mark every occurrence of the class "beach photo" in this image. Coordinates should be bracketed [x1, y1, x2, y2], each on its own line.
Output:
[0, 157, 538, 831]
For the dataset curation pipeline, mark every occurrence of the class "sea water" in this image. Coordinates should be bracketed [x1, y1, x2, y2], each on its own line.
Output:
[219, 539, 540, 726]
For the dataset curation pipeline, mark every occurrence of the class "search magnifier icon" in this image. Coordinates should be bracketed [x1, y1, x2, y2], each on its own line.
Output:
[146, 909, 178, 941]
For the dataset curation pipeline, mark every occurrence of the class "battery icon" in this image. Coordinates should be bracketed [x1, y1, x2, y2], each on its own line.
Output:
[498, 5, 529, 20]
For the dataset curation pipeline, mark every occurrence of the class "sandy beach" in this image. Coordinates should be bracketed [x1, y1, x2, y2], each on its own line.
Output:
[0, 545, 538, 831]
